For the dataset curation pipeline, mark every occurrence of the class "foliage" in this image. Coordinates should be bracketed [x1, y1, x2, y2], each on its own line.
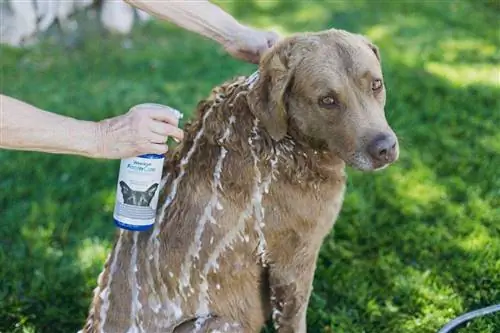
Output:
[1, 1, 499, 332]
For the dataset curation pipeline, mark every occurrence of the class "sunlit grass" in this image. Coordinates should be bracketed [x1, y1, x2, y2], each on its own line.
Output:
[77, 238, 111, 271]
[291, 4, 330, 26]
[102, 189, 118, 214]
[425, 62, 500, 87]
[364, 24, 393, 42]
[393, 268, 462, 331]
[390, 164, 448, 210]
[457, 225, 494, 252]
[479, 133, 500, 155]
[438, 38, 498, 62]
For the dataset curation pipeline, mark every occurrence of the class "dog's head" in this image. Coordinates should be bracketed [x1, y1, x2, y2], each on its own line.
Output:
[119, 181, 159, 206]
[248, 28, 399, 171]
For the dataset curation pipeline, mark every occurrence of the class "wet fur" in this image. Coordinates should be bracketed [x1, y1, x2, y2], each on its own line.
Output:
[81, 28, 397, 333]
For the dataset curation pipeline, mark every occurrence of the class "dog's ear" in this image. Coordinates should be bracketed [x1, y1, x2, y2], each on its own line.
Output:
[247, 39, 296, 141]
[358, 34, 381, 63]
[145, 183, 159, 197]
[119, 181, 132, 195]
[367, 42, 381, 63]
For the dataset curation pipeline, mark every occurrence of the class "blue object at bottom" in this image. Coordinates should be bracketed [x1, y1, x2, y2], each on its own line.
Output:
[114, 218, 154, 231]
[137, 154, 164, 159]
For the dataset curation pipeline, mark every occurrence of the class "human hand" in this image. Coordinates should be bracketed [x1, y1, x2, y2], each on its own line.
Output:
[96, 103, 184, 159]
[223, 26, 281, 64]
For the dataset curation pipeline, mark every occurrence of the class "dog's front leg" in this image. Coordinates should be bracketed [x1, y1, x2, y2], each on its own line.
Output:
[268, 250, 319, 333]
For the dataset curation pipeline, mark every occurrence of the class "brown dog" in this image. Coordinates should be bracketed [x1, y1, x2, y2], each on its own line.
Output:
[80, 28, 399, 333]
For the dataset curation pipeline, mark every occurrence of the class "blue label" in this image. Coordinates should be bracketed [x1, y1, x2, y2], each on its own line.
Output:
[138, 154, 164, 159]
[114, 218, 154, 231]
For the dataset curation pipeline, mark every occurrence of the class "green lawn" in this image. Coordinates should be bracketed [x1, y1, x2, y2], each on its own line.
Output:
[1, 1, 499, 332]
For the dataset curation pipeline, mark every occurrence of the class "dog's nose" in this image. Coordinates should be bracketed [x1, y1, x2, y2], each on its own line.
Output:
[367, 133, 397, 164]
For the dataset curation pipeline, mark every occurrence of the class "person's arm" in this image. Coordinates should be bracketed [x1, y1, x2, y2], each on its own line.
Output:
[0, 94, 184, 159]
[125, 0, 245, 45]
[0, 94, 102, 157]
[124, 0, 280, 64]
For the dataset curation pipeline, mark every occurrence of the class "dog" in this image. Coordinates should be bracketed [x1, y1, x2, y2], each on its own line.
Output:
[80, 27, 399, 333]
[119, 181, 159, 207]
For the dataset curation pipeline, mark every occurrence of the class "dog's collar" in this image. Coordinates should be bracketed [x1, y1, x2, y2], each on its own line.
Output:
[246, 70, 259, 88]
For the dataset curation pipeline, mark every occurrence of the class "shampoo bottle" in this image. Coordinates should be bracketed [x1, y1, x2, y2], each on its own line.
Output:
[113, 103, 181, 231]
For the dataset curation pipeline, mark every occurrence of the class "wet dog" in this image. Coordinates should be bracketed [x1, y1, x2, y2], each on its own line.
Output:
[80, 28, 399, 333]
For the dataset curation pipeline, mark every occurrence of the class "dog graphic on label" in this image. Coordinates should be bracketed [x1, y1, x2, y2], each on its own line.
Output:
[119, 181, 159, 207]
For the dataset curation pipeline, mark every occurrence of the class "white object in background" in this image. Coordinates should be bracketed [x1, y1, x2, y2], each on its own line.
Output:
[35, 0, 58, 31]
[73, 0, 94, 10]
[0, 0, 38, 46]
[136, 9, 151, 22]
[0, 0, 154, 47]
[100, 0, 135, 34]
[57, 0, 75, 28]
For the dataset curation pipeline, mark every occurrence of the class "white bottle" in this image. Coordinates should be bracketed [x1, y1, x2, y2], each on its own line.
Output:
[113, 103, 182, 231]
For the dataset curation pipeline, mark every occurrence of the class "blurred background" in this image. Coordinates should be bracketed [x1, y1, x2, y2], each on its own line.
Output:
[0, 1, 499, 332]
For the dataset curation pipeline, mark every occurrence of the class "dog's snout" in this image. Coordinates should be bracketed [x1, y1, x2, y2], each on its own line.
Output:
[367, 133, 397, 164]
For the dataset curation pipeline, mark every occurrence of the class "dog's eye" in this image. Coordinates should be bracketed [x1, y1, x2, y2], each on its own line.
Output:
[319, 96, 337, 108]
[372, 79, 383, 91]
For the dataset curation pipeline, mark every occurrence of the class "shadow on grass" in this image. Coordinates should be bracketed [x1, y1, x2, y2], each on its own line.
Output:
[1, 1, 499, 333]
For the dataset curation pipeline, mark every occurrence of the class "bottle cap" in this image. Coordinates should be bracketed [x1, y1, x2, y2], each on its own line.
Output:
[130, 103, 183, 120]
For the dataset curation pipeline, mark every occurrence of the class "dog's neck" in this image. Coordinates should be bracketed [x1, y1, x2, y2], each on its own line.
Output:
[165, 75, 346, 188]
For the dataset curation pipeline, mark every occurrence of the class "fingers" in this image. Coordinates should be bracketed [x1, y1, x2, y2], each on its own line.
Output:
[136, 134, 169, 155]
[143, 105, 184, 142]
[265, 31, 281, 48]
[125, 103, 185, 157]
[130, 103, 185, 141]
[148, 132, 169, 144]
[225, 27, 281, 64]
[148, 106, 183, 125]
[149, 119, 184, 142]
[147, 143, 169, 155]
[244, 30, 281, 64]
[235, 50, 261, 64]
[138, 134, 170, 155]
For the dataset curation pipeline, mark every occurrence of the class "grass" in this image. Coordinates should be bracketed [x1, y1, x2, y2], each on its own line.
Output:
[0, 0, 499, 332]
